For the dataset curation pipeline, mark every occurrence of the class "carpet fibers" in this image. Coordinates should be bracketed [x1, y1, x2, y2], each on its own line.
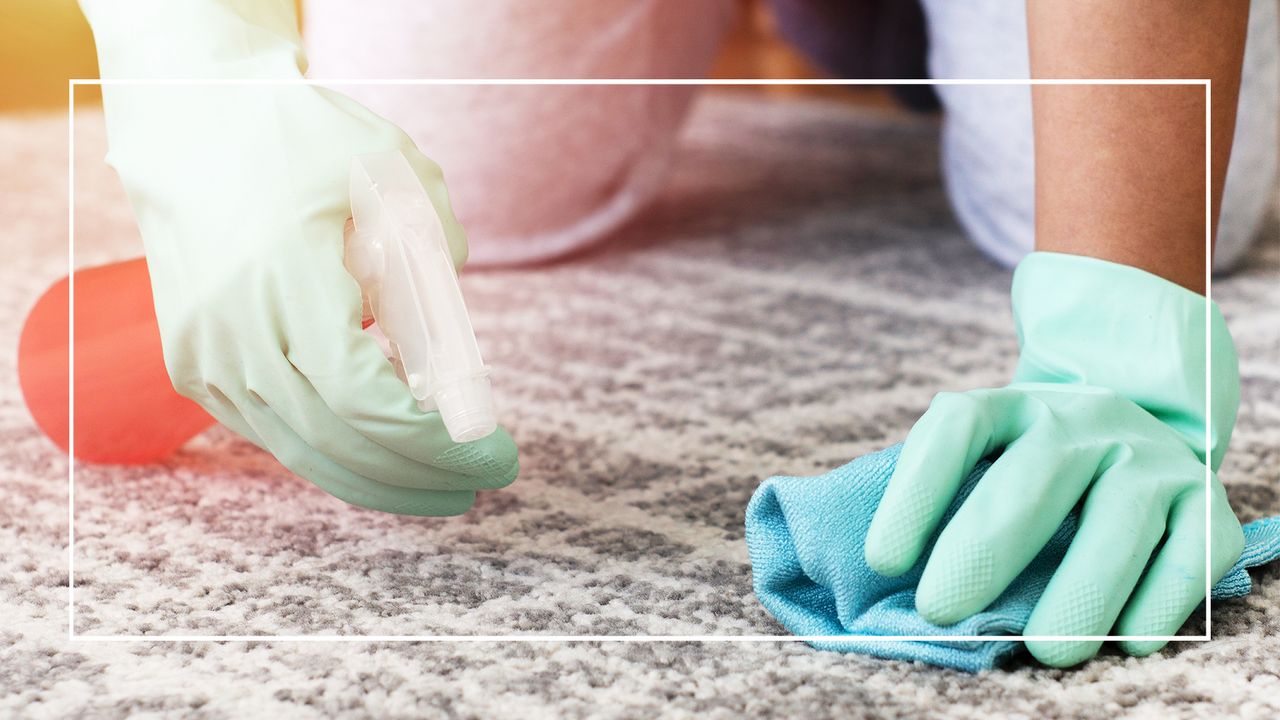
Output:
[2, 92, 1278, 719]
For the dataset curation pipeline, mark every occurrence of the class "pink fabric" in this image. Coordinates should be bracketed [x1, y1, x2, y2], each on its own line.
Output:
[304, 0, 737, 266]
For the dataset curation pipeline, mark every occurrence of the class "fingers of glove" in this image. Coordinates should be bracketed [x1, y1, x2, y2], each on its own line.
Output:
[865, 391, 998, 577]
[188, 384, 269, 452]
[1023, 476, 1169, 668]
[226, 389, 479, 516]
[276, 269, 518, 485]
[916, 429, 1105, 626]
[249, 359, 517, 492]
[1115, 479, 1245, 658]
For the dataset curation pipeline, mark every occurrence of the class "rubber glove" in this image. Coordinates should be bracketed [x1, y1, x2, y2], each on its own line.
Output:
[864, 252, 1244, 667]
[80, 0, 518, 515]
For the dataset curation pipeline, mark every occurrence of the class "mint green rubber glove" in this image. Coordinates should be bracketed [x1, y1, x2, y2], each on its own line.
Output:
[864, 252, 1245, 667]
[81, 0, 518, 515]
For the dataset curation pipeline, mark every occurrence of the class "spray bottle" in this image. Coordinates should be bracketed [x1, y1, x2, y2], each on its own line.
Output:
[344, 151, 497, 443]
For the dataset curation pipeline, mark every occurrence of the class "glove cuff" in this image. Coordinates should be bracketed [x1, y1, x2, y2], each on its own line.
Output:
[80, 0, 306, 79]
[1011, 251, 1239, 470]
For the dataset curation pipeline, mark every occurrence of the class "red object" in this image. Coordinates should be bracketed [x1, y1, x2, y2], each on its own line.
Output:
[18, 257, 216, 464]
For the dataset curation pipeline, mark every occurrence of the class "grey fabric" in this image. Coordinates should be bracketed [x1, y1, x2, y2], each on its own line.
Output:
[2, 92, 1278, 718]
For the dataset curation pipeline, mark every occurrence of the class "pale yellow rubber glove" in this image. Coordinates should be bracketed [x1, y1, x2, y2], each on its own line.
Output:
[80, 0, 519, 515]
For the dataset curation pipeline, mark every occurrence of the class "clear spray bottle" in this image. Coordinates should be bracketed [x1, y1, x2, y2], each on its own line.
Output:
[343, 150, 498, 443]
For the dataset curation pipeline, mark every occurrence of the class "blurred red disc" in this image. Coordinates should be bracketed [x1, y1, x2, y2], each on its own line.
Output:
[18, 257, 215, 464]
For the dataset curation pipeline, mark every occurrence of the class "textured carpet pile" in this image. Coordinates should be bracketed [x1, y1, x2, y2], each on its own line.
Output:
[2, 92, 1278, 718]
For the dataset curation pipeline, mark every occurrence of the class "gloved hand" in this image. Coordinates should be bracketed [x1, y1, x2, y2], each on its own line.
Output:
[81, 0, 518, 515]
[864, 252, 1245, 667]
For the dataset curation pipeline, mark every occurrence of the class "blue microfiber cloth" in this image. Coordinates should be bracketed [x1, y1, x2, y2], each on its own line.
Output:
[745, 444, 1280, 672]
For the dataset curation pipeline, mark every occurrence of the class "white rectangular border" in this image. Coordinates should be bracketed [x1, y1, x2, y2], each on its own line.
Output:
[67, 78, 1215, 644]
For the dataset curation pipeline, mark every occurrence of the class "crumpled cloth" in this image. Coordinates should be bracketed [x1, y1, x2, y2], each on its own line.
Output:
[745, 444, 1280, 672]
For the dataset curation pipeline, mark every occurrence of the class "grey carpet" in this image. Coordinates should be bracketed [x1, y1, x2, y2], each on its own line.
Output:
[2, 92, 1279, 719]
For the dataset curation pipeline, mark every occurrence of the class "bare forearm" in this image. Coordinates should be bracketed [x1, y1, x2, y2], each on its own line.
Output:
[1027, 0, 1249, 293]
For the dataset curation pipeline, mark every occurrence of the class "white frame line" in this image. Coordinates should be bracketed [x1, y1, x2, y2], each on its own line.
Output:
[66, 77, 1215, 644]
